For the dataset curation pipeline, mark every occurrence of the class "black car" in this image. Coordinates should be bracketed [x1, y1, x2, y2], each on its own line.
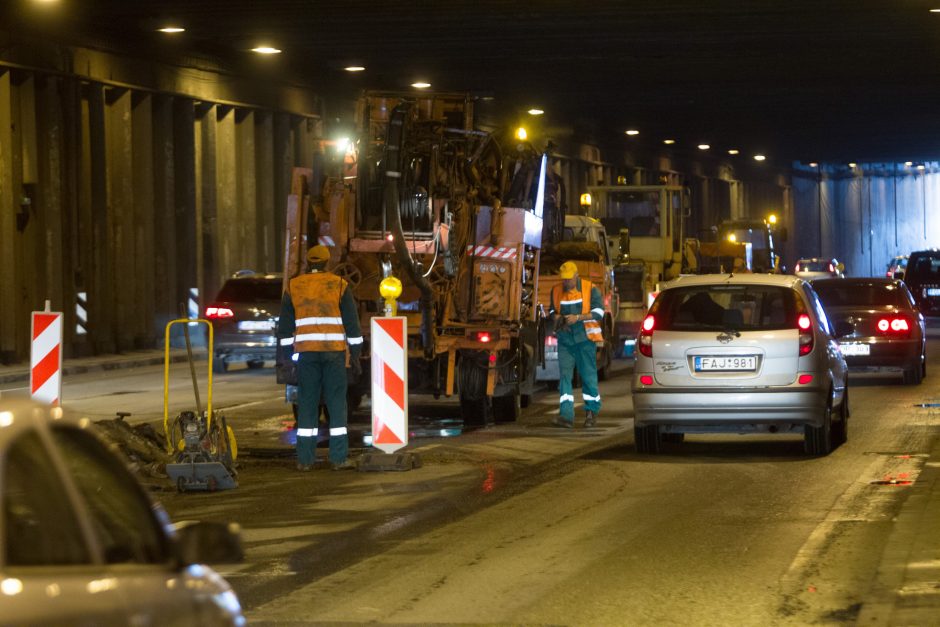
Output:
[813, 278, 926, 385]
[904, 249, 940, 316]
[205, 271, 284, 373]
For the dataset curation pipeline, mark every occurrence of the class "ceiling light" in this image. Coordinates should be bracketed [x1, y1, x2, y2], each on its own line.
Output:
[411, 82, 431, 89]
[158, 26, 185, 33]
[905, 161, 913, 166]
[753, 154, 766, 162]
[728, 149, 739, 155]
[251, 46, 282, 54]
[917, 164, 926, 170]
[344, 66, 365, 72]
[527, 108, 544, 115]
[663, 139, 675, 145]
[848, 162, 857, 168]
[625, 129, 639, 136]
[931, 8, 940, 12]
[697, 144, 710, 150]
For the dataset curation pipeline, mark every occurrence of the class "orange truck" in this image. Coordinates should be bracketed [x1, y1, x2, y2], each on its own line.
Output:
[280, 91, 563, 426]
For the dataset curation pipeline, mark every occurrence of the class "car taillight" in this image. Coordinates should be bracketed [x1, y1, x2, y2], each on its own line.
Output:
[828, 263, 834, 273]
[205, 306, 234, 319]
[640, 375, 654, 385]
[876, 316, 912, 337]
[798, 313, 813, 356]
[795, 263, 801, 272]
[469, 330, 494, 343]
[638, 314, 655, 358]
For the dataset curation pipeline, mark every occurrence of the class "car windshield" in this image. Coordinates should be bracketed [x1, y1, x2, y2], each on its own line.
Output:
[814, 283, 906, 308]
[798, 260, 831, 272]
[907, 254, 940, 280]
[216, 279, 283, 302]
[653, 284, 797, 331]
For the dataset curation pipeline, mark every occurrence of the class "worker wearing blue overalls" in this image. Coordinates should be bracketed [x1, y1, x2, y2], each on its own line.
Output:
[548, 261, 604, 428]
[277, 245, 363, 470]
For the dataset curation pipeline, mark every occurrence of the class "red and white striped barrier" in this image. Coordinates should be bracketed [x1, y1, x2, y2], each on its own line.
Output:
[370, 316, 408, 454]
[466, 245, 518, 259]
[30, 307, 63, 405]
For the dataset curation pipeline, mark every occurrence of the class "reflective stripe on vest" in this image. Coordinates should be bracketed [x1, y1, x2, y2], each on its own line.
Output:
[551, 279, 604, 345]
[289, 272, 348, 352]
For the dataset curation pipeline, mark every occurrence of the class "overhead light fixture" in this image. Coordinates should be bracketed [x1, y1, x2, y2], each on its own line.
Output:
[344, 66, 365, 72]
[727, 149, 739, 155]
[753, 154, 766, 162]
[625, 129, 639, 136]
[411, 81, 431, 89]
[697, 144, 710, 150]
[917, 164, 926, 170]
[527, 108, 544, 115]
[905, 161, 913, 166]
[848, 162, 857, 168]
[663, 139, 675, 145]
[809, 162, 819, 167]
[931, 8, 940, 11]
[158, 26, 185, 33]
[251, 46, 282, 54]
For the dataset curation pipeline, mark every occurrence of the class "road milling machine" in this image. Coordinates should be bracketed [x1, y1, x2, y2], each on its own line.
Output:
[281, 92, 564, 425]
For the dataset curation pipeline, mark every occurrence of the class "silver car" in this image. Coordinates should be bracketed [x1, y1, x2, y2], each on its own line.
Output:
[0, 398, 245, 626]
[632, 274, 849, 455]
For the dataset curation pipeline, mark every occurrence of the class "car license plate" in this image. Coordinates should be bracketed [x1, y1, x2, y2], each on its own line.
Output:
[238, 320, 275, 331]
[694, 355, 757, 372]
[840, 343, 870, 356]
[927, 288, 940, 297]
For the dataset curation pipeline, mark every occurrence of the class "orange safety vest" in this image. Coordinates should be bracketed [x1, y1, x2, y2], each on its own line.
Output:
[551, 278, 604, 345]
[288, 272, 349, 352]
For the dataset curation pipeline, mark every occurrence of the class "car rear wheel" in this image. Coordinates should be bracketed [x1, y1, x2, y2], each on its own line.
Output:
[634, 423, 661, 453]
[831, 389, 848, 446]
[903, 361, 923, 385]
[804, 392, 833, 456]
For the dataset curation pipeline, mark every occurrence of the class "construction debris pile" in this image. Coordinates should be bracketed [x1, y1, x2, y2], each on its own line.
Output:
[93, 416, 171, 487]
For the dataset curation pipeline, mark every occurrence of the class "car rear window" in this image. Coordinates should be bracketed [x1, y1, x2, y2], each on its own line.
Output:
[653, 284, 798, 331]
[907, 254, 940, 280]
[814, 283, 907, 308]
[215, 278, 283, 302]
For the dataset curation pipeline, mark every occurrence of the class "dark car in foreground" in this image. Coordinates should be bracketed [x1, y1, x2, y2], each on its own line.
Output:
[813, 277, 926, 384]
[205, 271, 283, 373]
[1, 398, 245, 626]
[904, 249, 940, 316]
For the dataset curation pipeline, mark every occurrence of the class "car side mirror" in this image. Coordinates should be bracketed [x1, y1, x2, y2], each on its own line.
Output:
[834, 320, 854, 338]
[172, 520, 244, 565]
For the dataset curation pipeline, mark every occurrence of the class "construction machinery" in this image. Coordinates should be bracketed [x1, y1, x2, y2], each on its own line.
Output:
[163, 319, 237, 492]
[280, 92, 562, 425]
[536, 214, 619, 383]
[584, 184, 692, 349]
[706, 218, 786, 273]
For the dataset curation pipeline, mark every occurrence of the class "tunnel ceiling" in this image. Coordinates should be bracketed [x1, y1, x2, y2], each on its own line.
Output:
[6, 0, 940, 164]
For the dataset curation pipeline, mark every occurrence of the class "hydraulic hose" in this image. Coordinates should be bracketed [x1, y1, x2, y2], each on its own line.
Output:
[384, 103, 434, 355]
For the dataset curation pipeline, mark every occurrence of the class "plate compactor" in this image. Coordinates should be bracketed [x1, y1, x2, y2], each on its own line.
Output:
[163, 318, 238, 492]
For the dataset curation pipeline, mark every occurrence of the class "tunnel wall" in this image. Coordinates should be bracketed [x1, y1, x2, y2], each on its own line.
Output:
[0, 53, 321, 363]
[792, 163, 940, 278]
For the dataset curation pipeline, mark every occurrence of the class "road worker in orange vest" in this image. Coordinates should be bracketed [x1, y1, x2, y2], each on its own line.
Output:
[276, 245, 363, 471]
[548, 260, 604, 428]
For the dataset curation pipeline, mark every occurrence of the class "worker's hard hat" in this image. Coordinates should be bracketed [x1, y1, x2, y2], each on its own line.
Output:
[559, 261, 578, 279]
[306, 245, 331, 263]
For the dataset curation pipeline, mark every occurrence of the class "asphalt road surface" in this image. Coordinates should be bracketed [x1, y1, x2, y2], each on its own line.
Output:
[10, 332, 939, 625]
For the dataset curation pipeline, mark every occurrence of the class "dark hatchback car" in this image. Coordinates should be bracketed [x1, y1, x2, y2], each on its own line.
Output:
[903, 249, 940, 316]
[205, 271, 284, 373]
[813, 278, 926, 384]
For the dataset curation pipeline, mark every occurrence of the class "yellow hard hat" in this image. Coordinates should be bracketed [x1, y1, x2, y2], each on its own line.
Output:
[559, 261, 578, 279]
[306, 245, 331, 263]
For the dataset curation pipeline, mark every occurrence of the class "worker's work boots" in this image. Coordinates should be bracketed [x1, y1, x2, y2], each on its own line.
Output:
[331, 459, 357, 471]
[583, 411, 597, 428]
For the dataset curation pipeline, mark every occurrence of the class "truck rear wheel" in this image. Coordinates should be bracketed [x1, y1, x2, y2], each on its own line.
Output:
[492, 394, 520, 423]
[458, 352, 490, 427]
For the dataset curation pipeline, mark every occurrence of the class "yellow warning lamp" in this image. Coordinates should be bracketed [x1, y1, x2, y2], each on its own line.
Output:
[767, 213, 778, 225]
[580, 193, 592, 209]
[379, 276, 403, 316]
[727, 233, 737, 243]
[515, 127, 528, 141]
